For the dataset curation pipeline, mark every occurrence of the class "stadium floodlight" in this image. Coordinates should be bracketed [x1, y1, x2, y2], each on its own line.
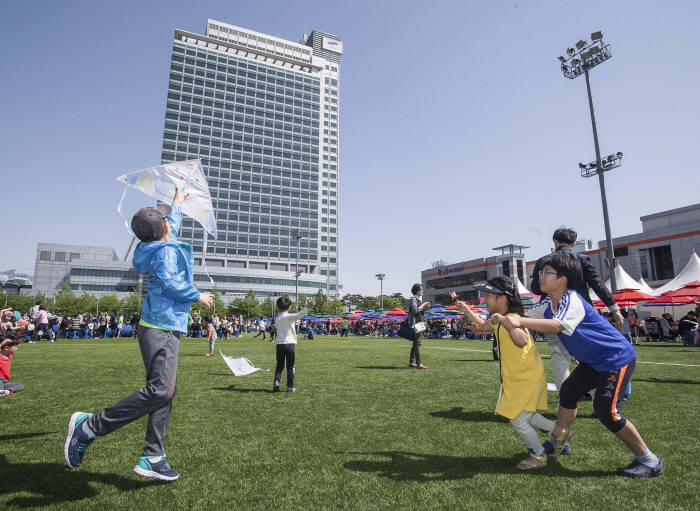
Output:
[567, 47, 575, 56]
[576, 39, 587, 50]
[591, 31, 603, 41]
[558, 55, 566, 63]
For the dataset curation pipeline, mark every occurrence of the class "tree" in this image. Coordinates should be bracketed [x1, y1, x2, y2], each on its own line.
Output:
[121, 293, 142, 317]
[98, 294, 121, 316]
[261, 297, 276, 318]
[310, 289, 328, 315]
[54, 284, 77, 316]
[341, 293, 365, 312]
[227, 290, 261, 320]
[390, 293, 408, 310]
[295, 293, 307, 313]
[326, 298, 344, 314]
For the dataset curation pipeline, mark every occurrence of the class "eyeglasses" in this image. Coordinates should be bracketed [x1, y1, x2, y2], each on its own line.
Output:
[538, 270, 560, 277]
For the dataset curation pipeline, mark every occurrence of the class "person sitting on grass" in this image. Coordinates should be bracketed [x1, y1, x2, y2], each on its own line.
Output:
[497, 252, 663, 479]
[63, 186, 214, 482]
[203, 316, 217, 357]
[0, 334, 24, 398]
[273, 297, 315, 393]
[456, 276, 557, 470]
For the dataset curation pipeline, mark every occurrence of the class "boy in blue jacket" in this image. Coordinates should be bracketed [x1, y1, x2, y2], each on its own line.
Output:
[64, 187, 214, 481]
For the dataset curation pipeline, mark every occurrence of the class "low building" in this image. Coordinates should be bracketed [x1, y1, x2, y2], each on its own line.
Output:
[580, 203, 700, 287]
[30, 242, 328, 302]
[421, 244, 529, 305]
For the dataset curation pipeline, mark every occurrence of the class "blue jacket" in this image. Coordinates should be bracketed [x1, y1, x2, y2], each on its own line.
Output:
[133, 205, 200, 333]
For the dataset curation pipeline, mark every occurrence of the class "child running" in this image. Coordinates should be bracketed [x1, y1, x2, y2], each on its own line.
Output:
[499, 252, 663, 478]
[203, 317, 217, 357]
[456, 276, 558, 470]
[273, 297, 314, 393]
[63, 187, 214, 482]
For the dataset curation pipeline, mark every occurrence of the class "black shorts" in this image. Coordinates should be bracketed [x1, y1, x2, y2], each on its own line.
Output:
[559, 358, 635, 433]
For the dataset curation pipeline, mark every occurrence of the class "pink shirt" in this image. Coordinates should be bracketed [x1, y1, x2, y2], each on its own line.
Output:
[206, 324, 217, 340]
[37, 310, 49, 324]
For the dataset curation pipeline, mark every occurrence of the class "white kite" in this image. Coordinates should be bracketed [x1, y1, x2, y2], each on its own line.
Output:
[220, 351, 269, 376]
[116, 159, 218, 280]
[116, 159, 217, 239]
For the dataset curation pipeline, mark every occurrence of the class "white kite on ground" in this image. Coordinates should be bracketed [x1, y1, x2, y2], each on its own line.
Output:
[220, 351, 269, 376]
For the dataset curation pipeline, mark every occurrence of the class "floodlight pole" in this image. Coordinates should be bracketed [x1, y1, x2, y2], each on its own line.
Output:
[293, 230, 302, 312]
[583, 66, 617, 292]
[375, 273, 386, 309]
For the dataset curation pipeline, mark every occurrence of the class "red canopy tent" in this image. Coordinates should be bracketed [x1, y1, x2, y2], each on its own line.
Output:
[661, 281, 700, 298]
[613, 289, 656, 302]
[385, 308, 408, 317]
[644, 295, 697, 305]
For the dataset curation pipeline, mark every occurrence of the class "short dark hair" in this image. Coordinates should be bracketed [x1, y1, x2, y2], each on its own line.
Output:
[204, 316, 212, 323]
[553, 228, 577, 245]
[39, 305, 47, 311]
[541, 252, 583, 289]
[276, 296, 292, 311]
[411, 284, 423, 295]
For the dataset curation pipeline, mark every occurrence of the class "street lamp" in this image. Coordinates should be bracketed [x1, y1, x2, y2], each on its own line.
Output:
[558, 31, 619, 291]
[292, 229, 302, 311]
[375, 273, 386, 310]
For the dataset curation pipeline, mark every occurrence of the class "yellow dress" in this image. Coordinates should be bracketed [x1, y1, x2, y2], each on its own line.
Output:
[494, 314, 548, 420]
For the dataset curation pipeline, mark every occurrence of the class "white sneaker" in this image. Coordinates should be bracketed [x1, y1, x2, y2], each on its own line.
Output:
[0, 390, 10, 398]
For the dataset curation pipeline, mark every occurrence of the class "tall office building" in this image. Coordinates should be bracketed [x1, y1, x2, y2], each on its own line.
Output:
[162, 20, 341, 300]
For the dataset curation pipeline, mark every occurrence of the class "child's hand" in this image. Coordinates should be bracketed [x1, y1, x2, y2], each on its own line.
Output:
[499, 315, 521, 330]
[490, 313, 504, 324]
[172, 186, 190, 206]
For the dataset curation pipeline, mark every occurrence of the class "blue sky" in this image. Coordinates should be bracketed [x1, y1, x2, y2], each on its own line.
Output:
[1, 0, 698, 296]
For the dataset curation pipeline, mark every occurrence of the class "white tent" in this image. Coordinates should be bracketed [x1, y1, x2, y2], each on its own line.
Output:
[650, 251, 700, 296]
[515, 276, 532, 295]
[590, 263, 642, 301]
[637, 278, 655, 295]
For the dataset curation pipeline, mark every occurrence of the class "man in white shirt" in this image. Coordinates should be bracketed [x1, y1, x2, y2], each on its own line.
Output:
[273, 297, 314, 392]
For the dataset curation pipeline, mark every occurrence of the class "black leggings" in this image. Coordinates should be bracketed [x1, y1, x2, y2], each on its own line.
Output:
[274, 344, 295, 388]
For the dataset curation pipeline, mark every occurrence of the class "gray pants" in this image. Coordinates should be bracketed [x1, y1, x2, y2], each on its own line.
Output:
[88, 325, 180, 456]
[0, 379, 24, 394]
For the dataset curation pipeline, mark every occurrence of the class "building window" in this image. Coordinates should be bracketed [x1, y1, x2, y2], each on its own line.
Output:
[54, 252, 66, 262]
[502, 261, 510, 277]
[70, 253, 81, 262]
[640, 245, 674, 281]
[40, 251, 52, 261]
[249, 262, 267, 270]
[613, 246, 629, 258]
[516, 259, 524, 281]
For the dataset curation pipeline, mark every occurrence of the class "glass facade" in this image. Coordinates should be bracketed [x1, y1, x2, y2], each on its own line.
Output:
[162, 21, 341, 296]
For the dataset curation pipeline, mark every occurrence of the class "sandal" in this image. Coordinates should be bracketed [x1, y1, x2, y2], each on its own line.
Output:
[516, 453, 547, 470]
[552, 428, 572, 456]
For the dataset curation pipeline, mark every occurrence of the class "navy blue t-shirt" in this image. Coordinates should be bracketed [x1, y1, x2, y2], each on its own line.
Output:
[526, 290, 636, 372]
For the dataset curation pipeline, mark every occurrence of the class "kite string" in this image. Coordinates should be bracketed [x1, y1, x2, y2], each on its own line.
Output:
[117, 186, 133, 234]
[201, 232, 215, 285]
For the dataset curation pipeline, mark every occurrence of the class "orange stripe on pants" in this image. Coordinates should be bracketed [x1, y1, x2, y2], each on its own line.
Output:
[610, 364, 628, 422]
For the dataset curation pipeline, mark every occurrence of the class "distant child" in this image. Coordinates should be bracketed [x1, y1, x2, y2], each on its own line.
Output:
[273, 297, 315, 392]
[203, 316, 217, 357]
[0, 335, 25, 397]
[499, 253, 663, 478]
[456, 277, 556, 470]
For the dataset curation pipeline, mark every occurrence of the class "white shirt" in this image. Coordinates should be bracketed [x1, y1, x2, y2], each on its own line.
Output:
[274, 307, 308, 345]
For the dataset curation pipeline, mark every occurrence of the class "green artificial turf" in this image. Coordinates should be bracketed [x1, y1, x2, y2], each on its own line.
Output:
[1, 335, 699, 510]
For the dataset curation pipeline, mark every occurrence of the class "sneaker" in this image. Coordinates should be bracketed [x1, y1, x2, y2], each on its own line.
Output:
[542, 438, 571, 455]
[416, 364, 429, 370]
[408, 363, 417, 368]
[273, 383, 280, 393]
[617, 459, 664, 479]
[550, 428, 573, 457]
[64, 412, 96, 469]
[0, 390, 10, 398]
[133, 454, 179, 481]
[287, 387, 297, 392]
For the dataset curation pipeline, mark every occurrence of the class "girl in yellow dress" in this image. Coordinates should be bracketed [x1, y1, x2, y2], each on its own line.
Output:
[456, 276, 554, 470]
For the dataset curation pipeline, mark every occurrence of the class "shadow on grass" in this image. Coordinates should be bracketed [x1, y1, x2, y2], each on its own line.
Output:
[213, 385, 273, 393]
[344, 451, 613, 481]
[0, 432, 56, 442]
[452, 359, 494, 362]
[430, 407, 506, 423]
[0, 454, 163, 508]
[635, 377, 700, 385]
[355, 366, 403, 370]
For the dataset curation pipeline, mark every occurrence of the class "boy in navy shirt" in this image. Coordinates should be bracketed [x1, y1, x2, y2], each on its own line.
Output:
[497, 253, 662, 478]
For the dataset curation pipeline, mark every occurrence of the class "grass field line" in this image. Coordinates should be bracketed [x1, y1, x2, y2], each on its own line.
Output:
[420, 344, 700, 367]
